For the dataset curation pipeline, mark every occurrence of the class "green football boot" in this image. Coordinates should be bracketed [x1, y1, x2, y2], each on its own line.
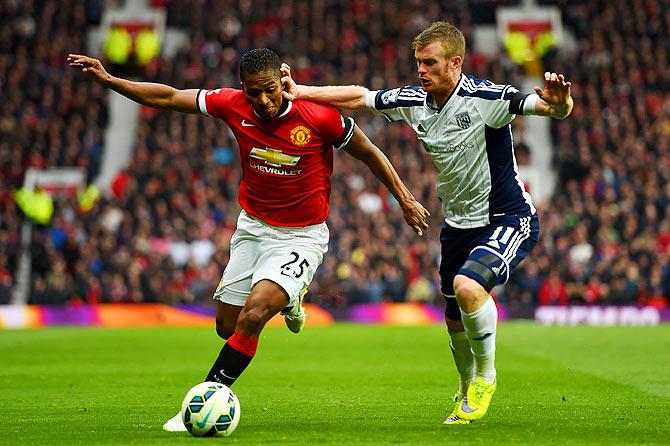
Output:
[456, 376, 497, 421]
[443, 391, 472, 425]
[282, 288, 307, 333]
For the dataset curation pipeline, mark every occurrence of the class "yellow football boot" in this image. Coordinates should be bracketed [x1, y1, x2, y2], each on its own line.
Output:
[443, 391, 472, 425]
[456, 376, 497, 421]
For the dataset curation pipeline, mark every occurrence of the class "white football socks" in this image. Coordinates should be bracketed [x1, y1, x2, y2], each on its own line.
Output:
[461, 297, 497, 383]
[448, 330, 474, 394]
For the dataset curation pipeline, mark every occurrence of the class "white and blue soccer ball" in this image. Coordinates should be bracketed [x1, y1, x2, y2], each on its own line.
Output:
[180, 381, 240, 437]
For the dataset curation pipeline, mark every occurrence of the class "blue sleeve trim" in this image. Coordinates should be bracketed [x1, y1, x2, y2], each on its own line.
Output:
[374, 86, 425, 110]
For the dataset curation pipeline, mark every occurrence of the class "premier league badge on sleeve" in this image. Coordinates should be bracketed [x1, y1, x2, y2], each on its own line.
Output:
[381, 89, 397, 105]
[455, 111, 471, 129]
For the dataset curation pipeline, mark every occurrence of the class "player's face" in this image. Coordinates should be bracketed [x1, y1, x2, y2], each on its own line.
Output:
[415, 42, 462, 99]
[242, 71, 284, 120]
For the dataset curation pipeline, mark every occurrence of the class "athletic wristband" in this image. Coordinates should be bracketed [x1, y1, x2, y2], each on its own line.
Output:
[522, 93, 540, 115]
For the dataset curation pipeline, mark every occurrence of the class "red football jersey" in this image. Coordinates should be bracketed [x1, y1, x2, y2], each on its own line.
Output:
[198, 88, 354, 227]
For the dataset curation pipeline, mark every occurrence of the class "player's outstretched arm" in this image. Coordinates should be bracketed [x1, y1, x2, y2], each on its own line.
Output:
[67, 54, 199, 114]
[342, 125, 430, 236]
[280, 63, 369, 111]
[533, 71, 574, 120]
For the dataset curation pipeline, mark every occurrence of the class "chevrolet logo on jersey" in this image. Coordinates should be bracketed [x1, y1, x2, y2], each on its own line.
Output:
[249, 147, 301, 167]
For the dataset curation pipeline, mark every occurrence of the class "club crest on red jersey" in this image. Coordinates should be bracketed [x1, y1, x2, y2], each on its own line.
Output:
[290, 125, 311, 146]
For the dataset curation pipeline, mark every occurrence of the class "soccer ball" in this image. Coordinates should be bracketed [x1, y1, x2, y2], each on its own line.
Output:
[181, 381, 240, 437]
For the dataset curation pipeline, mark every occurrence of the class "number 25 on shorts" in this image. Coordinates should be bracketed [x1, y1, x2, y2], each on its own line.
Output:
[280, 251, 310, 279]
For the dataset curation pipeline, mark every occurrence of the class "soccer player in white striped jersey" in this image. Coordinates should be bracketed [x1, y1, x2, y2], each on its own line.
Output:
[281, 21, 573, 424]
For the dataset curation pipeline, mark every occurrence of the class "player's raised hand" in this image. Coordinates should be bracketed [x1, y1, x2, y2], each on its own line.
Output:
[534, 72, 571, 106]
[400, 199, 430, 237]
[280, 63, 299, 101]
[67, 54, 111, 85]
[534, 72, 574, 119]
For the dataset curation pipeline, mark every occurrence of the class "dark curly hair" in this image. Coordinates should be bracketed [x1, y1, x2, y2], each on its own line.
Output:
[239, 48, 282, 82]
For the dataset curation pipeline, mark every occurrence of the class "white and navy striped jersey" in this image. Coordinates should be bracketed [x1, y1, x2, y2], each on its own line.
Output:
[365, 74, 536, 229]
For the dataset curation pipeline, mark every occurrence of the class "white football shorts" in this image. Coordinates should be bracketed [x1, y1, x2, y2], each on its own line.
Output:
[213, 210, 329, 307]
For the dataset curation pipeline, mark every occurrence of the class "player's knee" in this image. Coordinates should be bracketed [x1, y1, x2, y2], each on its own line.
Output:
[453, 274, 486, 301]
[236, 304, 273, 334]
[453, 275, 490, 314]
[236, 310, 262, 334]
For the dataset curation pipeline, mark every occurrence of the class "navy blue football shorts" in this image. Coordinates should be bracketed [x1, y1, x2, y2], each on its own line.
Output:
[440, 213, 540, 320]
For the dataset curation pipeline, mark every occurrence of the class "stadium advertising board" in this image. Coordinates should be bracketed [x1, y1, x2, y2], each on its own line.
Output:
[535, 306, 665, 326]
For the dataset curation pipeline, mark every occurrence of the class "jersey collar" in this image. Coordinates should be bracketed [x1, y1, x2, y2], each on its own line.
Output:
[425, 74, 464, 112]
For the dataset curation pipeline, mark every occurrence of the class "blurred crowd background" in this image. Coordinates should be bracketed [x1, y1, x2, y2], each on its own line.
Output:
[0, 0, 668, 314]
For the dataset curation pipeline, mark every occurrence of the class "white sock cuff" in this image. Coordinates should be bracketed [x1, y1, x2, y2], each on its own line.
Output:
[462, 296, 496, 318]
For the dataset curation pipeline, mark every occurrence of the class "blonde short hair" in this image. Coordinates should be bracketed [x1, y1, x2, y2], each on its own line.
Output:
[412, 21, 465, 59]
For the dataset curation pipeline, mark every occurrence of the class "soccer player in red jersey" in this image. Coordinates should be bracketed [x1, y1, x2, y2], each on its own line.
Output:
[68, 48, 430, 431]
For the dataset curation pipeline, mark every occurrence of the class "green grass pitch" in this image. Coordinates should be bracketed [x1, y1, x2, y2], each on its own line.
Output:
[1, 322, 668, 445]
